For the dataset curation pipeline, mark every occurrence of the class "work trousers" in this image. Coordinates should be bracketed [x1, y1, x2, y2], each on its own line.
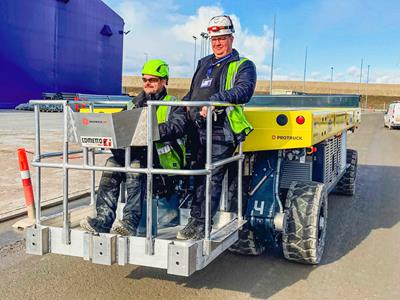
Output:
[95, 156, 145, 231]
[189, 127, 236, 221]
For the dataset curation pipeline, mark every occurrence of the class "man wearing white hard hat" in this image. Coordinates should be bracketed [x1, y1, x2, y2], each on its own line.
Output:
[177, 15, 257, 240]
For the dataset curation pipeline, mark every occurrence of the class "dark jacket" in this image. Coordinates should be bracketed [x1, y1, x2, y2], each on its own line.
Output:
[183, 49, 257, 121]
[133, 88, 188, 142]
[111, 88, 188, 164]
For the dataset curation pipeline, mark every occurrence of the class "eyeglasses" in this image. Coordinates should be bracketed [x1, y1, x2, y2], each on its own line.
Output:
[142, 77, 160, 83]
[211, 36, 231, 42]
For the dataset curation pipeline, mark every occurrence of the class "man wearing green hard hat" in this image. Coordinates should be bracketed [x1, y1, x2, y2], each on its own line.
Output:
[80, 59, 188, 236]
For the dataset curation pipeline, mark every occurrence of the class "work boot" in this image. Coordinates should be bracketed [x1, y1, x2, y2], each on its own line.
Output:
[176, 218, 205, 240]
[80, 216, 110, 233]
[111, 219, 137, 236]
[191, 224, 205, 240]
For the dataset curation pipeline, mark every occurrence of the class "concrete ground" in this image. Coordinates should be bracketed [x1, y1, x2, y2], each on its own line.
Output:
[0, 110, 106, 221]
[0, 111, 399, 299]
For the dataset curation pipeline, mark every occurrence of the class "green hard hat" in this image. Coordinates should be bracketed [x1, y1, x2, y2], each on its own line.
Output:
[141, 59, 169, 78]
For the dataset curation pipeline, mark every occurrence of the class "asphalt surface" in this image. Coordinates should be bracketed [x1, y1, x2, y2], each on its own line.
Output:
[0, 112, 399, 300]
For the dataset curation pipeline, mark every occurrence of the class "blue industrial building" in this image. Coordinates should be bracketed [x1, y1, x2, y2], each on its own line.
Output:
[0, 0, 124, 109]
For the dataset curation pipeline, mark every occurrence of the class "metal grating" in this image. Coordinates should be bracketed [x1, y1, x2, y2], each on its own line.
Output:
[280, 160, 313, 189]
[314, 134, 344, 185]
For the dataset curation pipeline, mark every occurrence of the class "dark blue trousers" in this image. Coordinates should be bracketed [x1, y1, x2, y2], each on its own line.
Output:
[190, 127, 236, 220]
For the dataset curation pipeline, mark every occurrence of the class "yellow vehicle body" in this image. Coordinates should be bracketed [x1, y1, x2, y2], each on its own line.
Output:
[76, 95, 361, 152]
[243, 106, 361, 152]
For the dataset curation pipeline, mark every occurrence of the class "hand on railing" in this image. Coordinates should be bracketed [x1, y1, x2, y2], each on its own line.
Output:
[199, 106, 215, 118]
[194, 115, 206, 129]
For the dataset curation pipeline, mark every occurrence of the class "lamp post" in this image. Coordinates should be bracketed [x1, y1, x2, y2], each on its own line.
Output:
[269, 14, 276, 95]
[192, 36, 197, 72]
[200, 32, 208, 58]
[330, 66, 334, 95]
[204, 33, 210, 56]
[366, 65, 370, 109]
[207, 34, 211, 55]
[303, 46, 308, 93]
[359, 58, 363, 94]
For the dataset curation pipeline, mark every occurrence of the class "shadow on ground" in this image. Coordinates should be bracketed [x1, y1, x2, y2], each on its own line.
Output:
[126, 164, 400, 299]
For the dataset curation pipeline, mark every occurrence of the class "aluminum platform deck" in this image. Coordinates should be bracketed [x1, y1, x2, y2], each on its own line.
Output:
[27, 206, 245, 276]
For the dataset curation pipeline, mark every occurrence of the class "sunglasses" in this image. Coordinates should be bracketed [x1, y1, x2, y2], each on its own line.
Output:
[210, 36, 231, 42]
[142, 77, 160, 83]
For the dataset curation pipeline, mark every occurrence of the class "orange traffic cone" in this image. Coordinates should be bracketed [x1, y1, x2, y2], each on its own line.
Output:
[17, 148, 35, 220]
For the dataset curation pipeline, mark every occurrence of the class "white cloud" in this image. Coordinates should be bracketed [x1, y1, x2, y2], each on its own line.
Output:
[171, 6, 223, 43]
[373, 70, 400, 84]
[327, 66, 400, 83]
[106, 1, 274, 79]
[346, 65, 359, 77]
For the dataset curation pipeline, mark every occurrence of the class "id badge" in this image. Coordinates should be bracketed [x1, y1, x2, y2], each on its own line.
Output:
[200, 78, 213, 88]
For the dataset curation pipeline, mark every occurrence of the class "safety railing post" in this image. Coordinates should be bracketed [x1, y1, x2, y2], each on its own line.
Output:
[204, 105, 213, 255]
[34, 104, 41, 225]
[121, 146, 131, 204]
[83, 148, 89, 165]
[89, 103, 96, 206]
[90, 149, 96, 205]
[62, 102, 71, 244]
[237, 142, 244, 222]
[145, 104, 154, 255]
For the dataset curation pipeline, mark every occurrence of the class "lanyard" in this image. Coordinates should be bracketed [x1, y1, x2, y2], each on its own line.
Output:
[206, 53, 233, 78]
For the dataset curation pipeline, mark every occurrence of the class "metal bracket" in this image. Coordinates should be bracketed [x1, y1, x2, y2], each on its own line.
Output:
[167, 242, 198, 277]
[26, 226, 49, 255]
[92, 234, 117, 265]
[117, 236, 129, 266]
[83, 232, 93, 261]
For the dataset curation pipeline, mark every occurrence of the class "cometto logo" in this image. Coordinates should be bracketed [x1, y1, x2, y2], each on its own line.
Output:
[82, 118, 107, 125]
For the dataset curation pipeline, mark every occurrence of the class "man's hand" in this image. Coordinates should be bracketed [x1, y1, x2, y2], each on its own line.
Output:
[199, 106, 215, 118]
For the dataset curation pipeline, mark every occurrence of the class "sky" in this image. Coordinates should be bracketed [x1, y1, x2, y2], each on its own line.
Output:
[103, 0, 400, 83]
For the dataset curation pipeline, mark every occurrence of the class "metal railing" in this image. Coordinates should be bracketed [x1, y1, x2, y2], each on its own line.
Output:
[29, 99, 244, 256]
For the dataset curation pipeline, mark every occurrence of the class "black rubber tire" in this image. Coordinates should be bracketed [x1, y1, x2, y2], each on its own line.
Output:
[228, 224, 265, 256]
[282, 181, 328, 264]
[335, 149, 358, 196]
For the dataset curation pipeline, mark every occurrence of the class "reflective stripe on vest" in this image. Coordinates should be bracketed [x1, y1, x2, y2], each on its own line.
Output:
[155, 95, 186, 169]
[224, 57, 254, 136]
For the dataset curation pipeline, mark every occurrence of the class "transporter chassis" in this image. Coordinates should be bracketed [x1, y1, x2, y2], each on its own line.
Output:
[26, 95, 360, 276]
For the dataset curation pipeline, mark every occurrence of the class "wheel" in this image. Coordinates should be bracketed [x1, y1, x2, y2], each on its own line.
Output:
[227, 164, 264, 256]
[335, 149, 358, 196]
[228, 223, 265, 256]
[282, 181, 328, 264]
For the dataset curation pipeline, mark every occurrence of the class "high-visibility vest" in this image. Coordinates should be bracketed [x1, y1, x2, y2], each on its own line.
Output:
[224, 57, 254, 136]
[155, 95, 186, 170]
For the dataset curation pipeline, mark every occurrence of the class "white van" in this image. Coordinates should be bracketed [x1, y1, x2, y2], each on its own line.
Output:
[384, 102, 400, 129]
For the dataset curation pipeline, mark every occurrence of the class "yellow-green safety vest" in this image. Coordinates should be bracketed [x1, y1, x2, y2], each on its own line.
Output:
[155, 95, 186, 170]
[127, 95, 186, 170]
[224, 57, 254, 136]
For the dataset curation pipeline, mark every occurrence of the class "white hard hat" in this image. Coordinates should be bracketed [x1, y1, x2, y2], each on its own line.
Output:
[207, 15, 235, 37]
